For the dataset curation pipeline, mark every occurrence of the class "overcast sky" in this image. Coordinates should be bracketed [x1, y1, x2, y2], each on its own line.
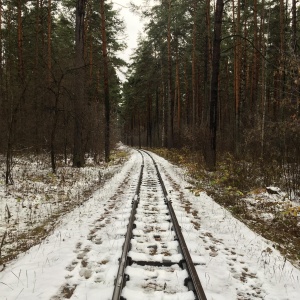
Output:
[111, 1, 144, 62]
[111, 0, 155, 81]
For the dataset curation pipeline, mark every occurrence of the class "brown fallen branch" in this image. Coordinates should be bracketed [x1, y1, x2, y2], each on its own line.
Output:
[0, 231, 7, 258]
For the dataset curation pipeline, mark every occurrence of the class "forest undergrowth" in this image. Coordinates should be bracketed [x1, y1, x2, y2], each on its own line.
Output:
[151, 147, 300, 268]
[0, 149, 129, 267]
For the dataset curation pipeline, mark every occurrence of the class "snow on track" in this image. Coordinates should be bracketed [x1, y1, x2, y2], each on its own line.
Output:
[0, 148, 300, 300]
[150, 151, 300, 300]
[121, 152, 194, 300]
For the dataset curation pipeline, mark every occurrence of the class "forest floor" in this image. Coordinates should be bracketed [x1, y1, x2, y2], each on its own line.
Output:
[0, 145, 300, 299]
[0, 148, 128, 266]
[151, 148, 300, 267]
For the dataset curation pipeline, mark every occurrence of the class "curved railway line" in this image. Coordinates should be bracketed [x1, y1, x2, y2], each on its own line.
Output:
[112, 150, 207, 300]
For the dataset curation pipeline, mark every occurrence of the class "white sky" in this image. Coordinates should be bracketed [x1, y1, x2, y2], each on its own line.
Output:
[111, 0, 155, 81]
[111, 1, 143, 63]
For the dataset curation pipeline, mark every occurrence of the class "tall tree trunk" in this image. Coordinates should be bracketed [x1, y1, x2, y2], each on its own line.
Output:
[0, 0, 2, 112]
[6, 124, 14, 185]
[279, 0, 285, 119]
[161, 51, 167, 147]
[206, 0, 224, 171]
[138, 116, 141, 149]
[155, 88, 160, 146]
[233, 0, 241, 155]
[17, 0, 24, 81]
[183, 60, 190, 126]
[192, 0, 197, 128]
[0, 0, 2, 88]
[130, 116, 134, 147]
[34, 0, 41, 153]
[166, 0, 173, 148]
[100, 0, 110, 162]
[291, 0, 298, 113]
[48, 0, 55, 170]
[260, 1, 269, 159]
[292, 0, 297, 52]
[47, 0, 52, 84]
[87, 4, 94, 82]
[35, 0, 40, 69]
[50, 75, 64, 173]
[50, 96, 59, 173]
[203, 0, 211, 125]
[176, 52, 181, 137]
[249, 0, 259, 127]
[153, 46, 160, 146]
[73, 0, 86, 167]
[147, 94, 152, 147]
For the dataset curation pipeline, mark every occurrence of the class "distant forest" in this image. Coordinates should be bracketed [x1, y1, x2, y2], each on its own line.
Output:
[0, 1, 299, 185]
[0, 0, 125, 180]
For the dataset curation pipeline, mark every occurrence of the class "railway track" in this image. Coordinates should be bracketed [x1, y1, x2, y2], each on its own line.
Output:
[112, 150, 207, 300]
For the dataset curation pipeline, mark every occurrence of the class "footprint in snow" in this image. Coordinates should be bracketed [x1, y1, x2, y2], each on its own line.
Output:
[65, 259, 79, 272]
[223, 248, 265, 299]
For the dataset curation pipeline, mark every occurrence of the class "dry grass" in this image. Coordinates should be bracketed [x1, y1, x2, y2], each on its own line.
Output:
[0, 148, 129, 266]
[151, 148, 300, 267]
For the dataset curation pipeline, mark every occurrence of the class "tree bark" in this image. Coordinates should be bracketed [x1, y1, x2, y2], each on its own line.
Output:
[203, 0, 211, 125]
[6, 123, 14, 185]
[147, 94, 152, 147]
[47, 0, 52, 84]
[250, 0, 259, 127]
[175, 52, 181, 136]
[50, 75, 63, 173]
[192, 0, 197, 127]
[73, 0, 86, 167]
[292, 0, 297, 52]
[260, 2, 268, 159]
[278, 0, 285, 117]
[0, 0, 2, 87]
[291, 0, 299, 114]
[0, 0, 2, 113]
[206, 0, 224, 171]
[17, 0, 24, 81]
[161, 51, 167, 147]
[100, 0, 110, 162]
[166, 0, 173, 148]
[233, 0, 241, 155]
[34, 0, 42, 153]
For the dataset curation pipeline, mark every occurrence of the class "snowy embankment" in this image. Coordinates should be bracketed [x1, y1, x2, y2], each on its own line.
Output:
[0, 150, 126, 264]
[152, 152, 300, 300]
[0, 149, 140, 299]
[0, 147, 300, 300]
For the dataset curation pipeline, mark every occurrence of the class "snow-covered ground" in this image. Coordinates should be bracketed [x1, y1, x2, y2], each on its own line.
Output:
[0, 148, 300, 299]
[0, 150, 126, 265]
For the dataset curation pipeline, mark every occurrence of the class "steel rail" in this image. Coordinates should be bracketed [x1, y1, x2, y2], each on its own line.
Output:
[112, 151, 144, 300]
[141, 150, 207, 300]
